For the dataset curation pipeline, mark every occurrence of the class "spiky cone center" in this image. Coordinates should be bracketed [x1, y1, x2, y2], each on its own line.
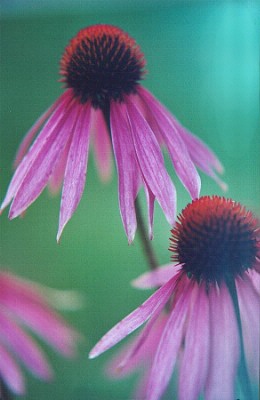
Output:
[170, 196, 259, 284]
[60, 24, 146, 109]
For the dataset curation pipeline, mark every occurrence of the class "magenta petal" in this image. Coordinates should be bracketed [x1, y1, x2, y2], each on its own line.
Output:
[125, 96, 176, 226]
[0, 342, 25, 395]
[178, 283, 210, 400]
[205, 284, 239, 400]
[138, 87, 201, 199]
[0, 309, 52, 380]
[181, 128, 224, 173]
[0, 282, 79, 357]
[91, 108, 113, 182]
[57, 103, 91, 241]
[236, 276, 260, 380]
[132, 264, 181, 289]
[146, 277, 191, 400]
[9, 102, 79, 219]
[48, 137, 71, 194]
[89, 276, 176, 359]
[14, 92, 70, 167]
[1, 91, 73, 213]
[110, 101, 140, 243]
[144, 183, 155, 240]
[179, 129, 227, 190]
[115, 310, 168, 377]
[107, 313, 166, 378]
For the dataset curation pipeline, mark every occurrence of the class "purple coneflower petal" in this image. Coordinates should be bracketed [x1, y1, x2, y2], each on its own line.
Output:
[91, 108, 112, 182]
[180, 128, 224, 173]
[9, 102, 79, 220]
[144, 183, 155, 240]
[0, 309, 52, 380]
[131, 264, 180, 289]
[125, 95, 176, 226]
[0, 283, 79, 357]
[106, 336, 140, 379]
[89, 276, 176, 359]
[14, 91, 70, 167]
[114, 310, 167, 377]
[179, 129, 227, 191]
[236, 276, 260, 379]
[138, 87, 201, 199]
[146, 276, 191, 400]
[0, 342, 25, 395]
[205, 284, 239, 400]
[57, 103, 91, 241]
[48, 138, 71, 194]
[178, 283, 210, 400]
[1, 92, 73, 213]
[110, 101, 140, 243]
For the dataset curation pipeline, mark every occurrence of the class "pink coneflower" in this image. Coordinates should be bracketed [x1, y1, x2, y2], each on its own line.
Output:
[89, 196, 260, 400]
[1, 24, 225, 242]
[0, 270, 81, 396]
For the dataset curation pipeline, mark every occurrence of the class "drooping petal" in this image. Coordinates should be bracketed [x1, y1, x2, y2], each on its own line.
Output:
[144, 183, 155, 240]
[89, 276, 176, 359]
[178, 127, 227, 191]
[181, 127, 224, 173]
[0, 342, 25, 395]
[107, 312, 167, 378]
[178, 283, 210, 400]
[133, 369, 151, 400]
[125, 95, 176, 226]
[0, 309, 52, 380]
[205, 284, 239, 400]
[48, 137, 72, 194]
[57, 103, 92, 241]
[132, 264, 181, 289]
[145, 276, 191, 400]
[9, 102, 80, 219]
[137, 86, 201, 199]
[0, 276, 79, 357]
[91, 108, 113, 182]
[236, 275, 260, 380]
[110, 101, 140, 243]
[1, 91, 73, 213]
[14, 91, 71, 167]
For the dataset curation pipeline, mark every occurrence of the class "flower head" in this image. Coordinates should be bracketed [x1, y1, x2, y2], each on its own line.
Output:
[1, 24, 225, 242]
[89, 196, 260, 400]
[0, 270, 81, 396]
[60, 24, 146, 108]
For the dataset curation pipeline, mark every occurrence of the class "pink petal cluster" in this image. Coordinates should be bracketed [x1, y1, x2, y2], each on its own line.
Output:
[106, 312, 169, 400]
[0, 270, 80, 396]
[1, 85, 225, 243]
[90, 265, 260, 400]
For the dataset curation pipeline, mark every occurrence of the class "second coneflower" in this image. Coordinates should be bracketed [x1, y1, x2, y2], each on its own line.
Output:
[1, 24, 225, 242]
[89, 196, 260, 400]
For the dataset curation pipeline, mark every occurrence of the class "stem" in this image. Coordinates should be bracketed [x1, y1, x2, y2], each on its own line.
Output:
[135, 198, 158, 270]
[102, 105, 159, 272]
[0, 377, 13, 400]
[226, 278, 253, 400]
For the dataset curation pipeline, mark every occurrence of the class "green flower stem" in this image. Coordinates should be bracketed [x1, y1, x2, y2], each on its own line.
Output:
[0, 378, 13, 400]
[135, 198, 158, 270]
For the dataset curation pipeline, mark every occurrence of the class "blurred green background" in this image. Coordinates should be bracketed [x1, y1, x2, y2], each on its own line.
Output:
[1, 1, 259, 399]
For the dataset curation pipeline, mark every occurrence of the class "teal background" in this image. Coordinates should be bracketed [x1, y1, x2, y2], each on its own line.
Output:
[1, 1, 259, 399]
